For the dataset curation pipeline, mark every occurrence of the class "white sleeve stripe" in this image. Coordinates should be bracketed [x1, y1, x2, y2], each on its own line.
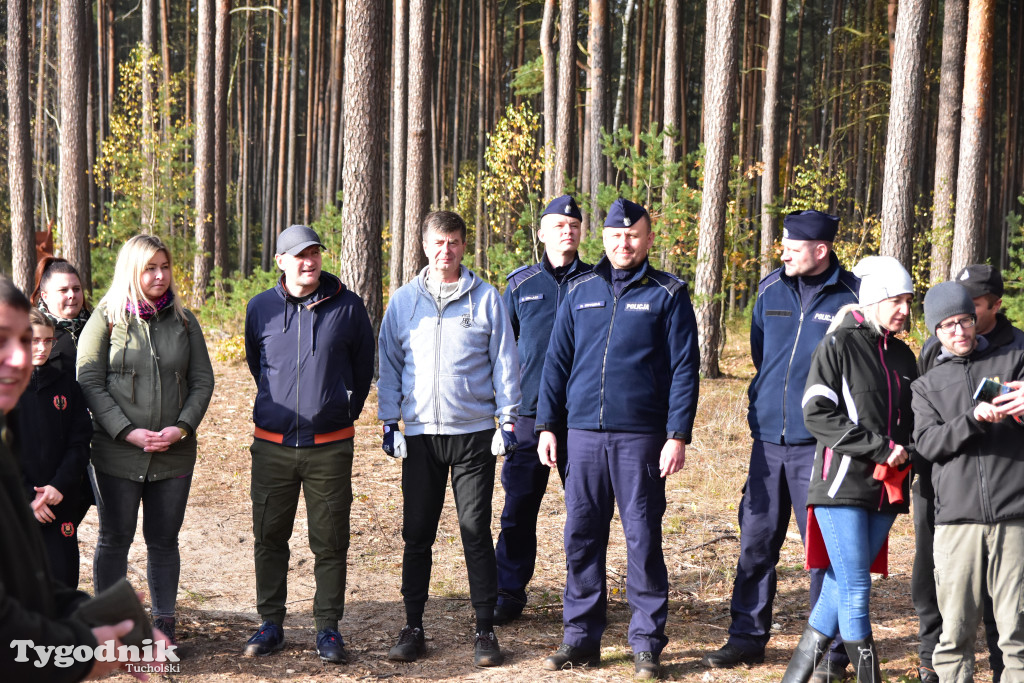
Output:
[802, 384, 839, 408]
[827, 454, 852, 498]
[842, 376, 859, 424]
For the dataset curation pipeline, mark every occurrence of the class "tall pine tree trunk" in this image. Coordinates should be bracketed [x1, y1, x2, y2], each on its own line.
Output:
[589, 0, 608, 226]
[59, 0, 90, 286]
[951, 0, 994, 272]
[213, 0, 231, 275]
[662, 0, 678, 210]
[553, 0, 576, 194]
[193, 0, 215, 304]
[389, 0, 409, 292]
[758, 0, 783, 280]
[403, 0, 431, 279]
[930, 0, 967, 283]
[695, 0, 739, 379]
[341, 0, 386, 330]
[541, 0, 557, 197]
[879, 0, 929, 269]
[9, 0, 34, 291]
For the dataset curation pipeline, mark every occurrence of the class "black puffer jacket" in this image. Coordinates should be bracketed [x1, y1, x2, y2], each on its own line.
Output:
[802, 310, 917, 513]
[911, 340, 1024, 525]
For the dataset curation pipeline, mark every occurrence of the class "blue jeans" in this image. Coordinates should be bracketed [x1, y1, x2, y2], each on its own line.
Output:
[93, 471, 193, 618]
[809, 505, 896, 641]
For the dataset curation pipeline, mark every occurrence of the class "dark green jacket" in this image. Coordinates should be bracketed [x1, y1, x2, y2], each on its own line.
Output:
[77, 304, 215, 482]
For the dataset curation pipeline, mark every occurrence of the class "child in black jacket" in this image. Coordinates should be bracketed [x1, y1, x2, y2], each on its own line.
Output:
[12, 308, 93, 588]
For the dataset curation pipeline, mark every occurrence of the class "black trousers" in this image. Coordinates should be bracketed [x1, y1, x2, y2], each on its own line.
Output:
[912, 473, 1002, 676]
[401, 431, 496, 622]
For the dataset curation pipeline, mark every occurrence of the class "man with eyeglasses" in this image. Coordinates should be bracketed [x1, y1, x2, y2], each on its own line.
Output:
[912, 267, 1024, 683]
[912, 281, 1024, 683]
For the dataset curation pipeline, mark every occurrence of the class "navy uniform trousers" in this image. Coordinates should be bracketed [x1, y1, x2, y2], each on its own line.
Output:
[494, 416, 567, 607]
[728, 440, 831, 653]
[562, 428, 669, 656]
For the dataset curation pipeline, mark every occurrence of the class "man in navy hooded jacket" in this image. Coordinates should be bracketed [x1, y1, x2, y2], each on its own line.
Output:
[535, 198, 699, 679]
[702, 211, 859, 677]
[243, 224, 375, 664]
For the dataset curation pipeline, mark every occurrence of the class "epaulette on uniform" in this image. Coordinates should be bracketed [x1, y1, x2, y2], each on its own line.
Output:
[506, 263, 541, 290]
[568, 271, 599, 293]
[645, 269, 686, 296]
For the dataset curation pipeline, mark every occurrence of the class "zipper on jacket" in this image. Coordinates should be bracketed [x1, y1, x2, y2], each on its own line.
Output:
[781, 281, 843, 440]
[175, 371, 184, 409]
[781, 309, 806, 439]
[598, 294, 621, 429]
[130, 369, 137, 403]
[434, 302, 444, 428]
[295, 303, 301, 447]
[876, 334, 895, 510]
[964, 360, 995, 522]
[431, 291, 454, 429]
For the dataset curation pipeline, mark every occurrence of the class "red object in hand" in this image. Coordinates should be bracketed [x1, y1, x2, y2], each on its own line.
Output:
[872, 462, 910, 505]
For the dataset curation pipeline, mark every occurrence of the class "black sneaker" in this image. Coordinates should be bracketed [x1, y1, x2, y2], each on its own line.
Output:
[243, 621, 284, 657]
[700, 643, 764, 668]
[474, 631, 504, 667]
[634, 651, 660, 679]
[388, 625, 426, 662]
[542, 643, 601, 670]
[492, 602, 523, 625]
[315, 628, 348, 664]
[153, 617, 176, 647]
[918, 666, 939, 683]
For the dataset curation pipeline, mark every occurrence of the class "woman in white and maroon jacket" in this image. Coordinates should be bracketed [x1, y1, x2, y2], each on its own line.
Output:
[781, 256, 918, 683]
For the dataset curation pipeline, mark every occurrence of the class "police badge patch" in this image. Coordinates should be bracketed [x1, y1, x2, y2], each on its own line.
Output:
[460, 313, 471, 328]
[61, 522, 74, 538]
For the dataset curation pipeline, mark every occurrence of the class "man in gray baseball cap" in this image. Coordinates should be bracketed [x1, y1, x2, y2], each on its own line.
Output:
[277, 224, 326, 256]
[242, 223, 375, 664]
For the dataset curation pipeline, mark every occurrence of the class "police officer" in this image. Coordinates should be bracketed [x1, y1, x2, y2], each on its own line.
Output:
[493, 194, 593, 625]
[702, 211, 858, 680]
[536, 198, 699, 679]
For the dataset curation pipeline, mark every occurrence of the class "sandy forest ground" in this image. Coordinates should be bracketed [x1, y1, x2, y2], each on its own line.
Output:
[81, 329, 997, 682]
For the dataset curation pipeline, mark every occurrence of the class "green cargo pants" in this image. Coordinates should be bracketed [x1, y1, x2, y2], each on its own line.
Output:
[250, 438, 354, 631]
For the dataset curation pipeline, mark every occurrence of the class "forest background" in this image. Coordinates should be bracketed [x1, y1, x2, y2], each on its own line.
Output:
[1, 0, 1023, 373]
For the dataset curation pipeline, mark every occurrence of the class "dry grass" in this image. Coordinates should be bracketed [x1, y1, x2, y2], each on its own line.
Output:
[84, 323, 998, 681]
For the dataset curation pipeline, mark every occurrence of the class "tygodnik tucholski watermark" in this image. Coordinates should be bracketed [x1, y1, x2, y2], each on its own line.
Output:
[10, 637, 180, 673]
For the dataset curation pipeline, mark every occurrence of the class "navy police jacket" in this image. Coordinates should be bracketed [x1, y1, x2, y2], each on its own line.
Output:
[503, 256, 592, 417]
[536, 257, 700, 440]
[747, 254, 859, 445]
[245, 271, 375, 447]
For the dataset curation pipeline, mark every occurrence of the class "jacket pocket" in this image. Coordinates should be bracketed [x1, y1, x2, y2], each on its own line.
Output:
[439, 375, 492, 424]
[175, 372, 185, 409]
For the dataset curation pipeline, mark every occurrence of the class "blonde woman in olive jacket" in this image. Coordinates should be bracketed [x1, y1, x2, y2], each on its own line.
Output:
[77, 235, 215, 644]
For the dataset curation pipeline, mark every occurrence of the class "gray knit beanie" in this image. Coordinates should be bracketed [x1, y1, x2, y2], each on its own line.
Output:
[924, 281, 975, 333]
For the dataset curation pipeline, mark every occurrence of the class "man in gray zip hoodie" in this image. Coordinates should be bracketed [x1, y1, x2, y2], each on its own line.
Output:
[377, 210, 521, 668]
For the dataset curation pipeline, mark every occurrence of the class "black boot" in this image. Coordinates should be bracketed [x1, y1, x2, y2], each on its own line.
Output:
[843, 635, 882, 683]
[782, 625, 833, 683]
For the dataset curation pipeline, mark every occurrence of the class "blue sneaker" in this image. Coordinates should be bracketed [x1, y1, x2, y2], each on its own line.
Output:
[316, 628, 348, 664]
[243, 621, 284, 657]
